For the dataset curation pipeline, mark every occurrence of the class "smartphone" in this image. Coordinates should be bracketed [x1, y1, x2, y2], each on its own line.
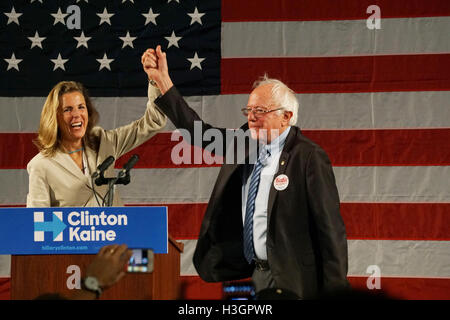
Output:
[127, 249, 154, 273]
[222, 281, 255, 300]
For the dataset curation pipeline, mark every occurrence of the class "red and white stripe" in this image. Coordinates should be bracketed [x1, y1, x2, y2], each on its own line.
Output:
[1, 0, 449, 300]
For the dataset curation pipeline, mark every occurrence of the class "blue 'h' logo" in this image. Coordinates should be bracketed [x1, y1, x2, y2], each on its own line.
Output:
[34, 211, 67, 242]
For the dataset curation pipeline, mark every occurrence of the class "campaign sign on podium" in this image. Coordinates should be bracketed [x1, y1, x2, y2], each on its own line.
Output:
[0, 207, 167, 255]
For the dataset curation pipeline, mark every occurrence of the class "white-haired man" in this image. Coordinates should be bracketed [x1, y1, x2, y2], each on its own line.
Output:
[142, 46, 350, 299]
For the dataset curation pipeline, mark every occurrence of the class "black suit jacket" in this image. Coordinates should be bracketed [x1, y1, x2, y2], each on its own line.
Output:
[156, 87, 350, 299]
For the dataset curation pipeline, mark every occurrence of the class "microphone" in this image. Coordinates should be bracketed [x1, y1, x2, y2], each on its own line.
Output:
[91, 155, 115, 179]
[118, 154, 139, 177]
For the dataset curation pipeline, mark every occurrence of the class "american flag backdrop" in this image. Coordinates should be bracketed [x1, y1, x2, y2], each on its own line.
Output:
[1, 0, 450, 300]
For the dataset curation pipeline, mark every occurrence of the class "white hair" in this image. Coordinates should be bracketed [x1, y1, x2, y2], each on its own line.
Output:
[252, 74, 299, 126]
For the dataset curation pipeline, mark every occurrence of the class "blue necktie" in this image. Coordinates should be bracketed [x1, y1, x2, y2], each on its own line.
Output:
[243, 147, 270, 263]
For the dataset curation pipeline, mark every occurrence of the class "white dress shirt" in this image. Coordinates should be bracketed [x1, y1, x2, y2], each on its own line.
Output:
[242, 126, 291, 260]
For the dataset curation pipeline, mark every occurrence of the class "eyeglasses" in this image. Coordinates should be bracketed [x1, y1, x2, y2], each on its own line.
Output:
[241, 107, 284, 117]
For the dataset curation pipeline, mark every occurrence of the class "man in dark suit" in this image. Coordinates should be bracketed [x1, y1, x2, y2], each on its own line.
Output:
[142, 46, 350, 299]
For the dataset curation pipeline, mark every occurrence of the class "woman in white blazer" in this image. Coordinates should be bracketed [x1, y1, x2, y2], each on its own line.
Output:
[26, 53, 167, 207]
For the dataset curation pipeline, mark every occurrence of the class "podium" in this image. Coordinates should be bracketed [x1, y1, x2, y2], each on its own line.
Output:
[10, 236, 184, 300]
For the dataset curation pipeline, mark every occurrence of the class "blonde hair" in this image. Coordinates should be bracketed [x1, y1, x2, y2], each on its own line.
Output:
[34, 81, 100, 157]
[253, 74, 299, 126]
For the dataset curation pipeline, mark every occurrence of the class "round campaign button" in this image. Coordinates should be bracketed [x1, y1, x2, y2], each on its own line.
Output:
[273, 174, 289, 191]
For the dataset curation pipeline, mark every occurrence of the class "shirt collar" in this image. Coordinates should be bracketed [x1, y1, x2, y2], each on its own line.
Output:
[262, 126, 291, 156]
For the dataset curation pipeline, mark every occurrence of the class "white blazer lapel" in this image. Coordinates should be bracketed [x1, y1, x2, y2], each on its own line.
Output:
[84, 145, 98, 178]
[51, 150, 88, 183]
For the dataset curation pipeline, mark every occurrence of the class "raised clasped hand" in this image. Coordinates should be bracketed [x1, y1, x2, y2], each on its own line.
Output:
[141, 45, 168, 84]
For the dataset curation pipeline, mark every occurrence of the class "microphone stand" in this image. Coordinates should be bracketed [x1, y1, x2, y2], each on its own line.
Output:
[95, 169, 133, 207]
